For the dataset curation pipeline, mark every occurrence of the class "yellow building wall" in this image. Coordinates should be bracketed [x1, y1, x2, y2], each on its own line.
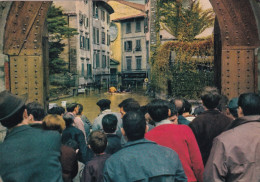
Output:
[108, 1, 144, 73]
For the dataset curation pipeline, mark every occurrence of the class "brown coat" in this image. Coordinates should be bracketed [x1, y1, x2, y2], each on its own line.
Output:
[189, 109, 232, 164]
[204, 115, 260, 182]
[61, 145, 78, 182]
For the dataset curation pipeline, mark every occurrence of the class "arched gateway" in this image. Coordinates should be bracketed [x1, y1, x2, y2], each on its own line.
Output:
[0, 1, 260, 108]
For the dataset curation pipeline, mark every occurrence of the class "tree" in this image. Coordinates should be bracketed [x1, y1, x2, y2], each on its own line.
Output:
[160, 0, 214, 41]
[47, 5, 78, 74]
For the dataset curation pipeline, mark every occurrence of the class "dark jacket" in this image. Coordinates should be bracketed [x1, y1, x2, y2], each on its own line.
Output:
[105, 134, 121, 154]
[61, 145, 78, 182]
[189, 109, 232, 165]
[0, 125, 63, 182]
[81, 154, 111, 182]
[62, 125, 88, 163]
[204, 115, 260, 182]
[103, 139, 187, 182]
[178, 115, 191, 125]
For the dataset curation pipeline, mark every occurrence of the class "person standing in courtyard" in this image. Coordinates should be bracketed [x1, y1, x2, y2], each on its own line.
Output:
[0, 91, 63, 182]
[189, 87, 232, 165]
[204, 93, 260, 182]
[103, 111, 187, 182]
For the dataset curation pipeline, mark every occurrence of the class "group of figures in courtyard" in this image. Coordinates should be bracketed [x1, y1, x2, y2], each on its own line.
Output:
[0, 86, 259, 182]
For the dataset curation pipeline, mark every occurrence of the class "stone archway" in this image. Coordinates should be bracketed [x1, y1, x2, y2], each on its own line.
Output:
[1, 1, 51, 108]
[210, 0, 260, 98]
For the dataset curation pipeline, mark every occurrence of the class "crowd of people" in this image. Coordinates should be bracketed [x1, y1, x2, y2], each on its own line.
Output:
[0, 86, 259, 182]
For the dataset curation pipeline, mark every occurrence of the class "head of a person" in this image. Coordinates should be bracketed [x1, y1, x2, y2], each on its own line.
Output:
[96, 99, 111, 111]
[42, 114, 66, 133]
[64, 139, 79, 151]
[26, 101, 46, 121]
[87, 131, 107, 154]
[102, 114, 118, 133]
[172, 98, 185, 115]
[48, 106, 65, 116]
[66, 103, 79, 113]
[183, 99, 192, 114]
[148, 99, 170, 122]
[201, 87, 221, 110]
[238, 93, 260, 116]
[193, 105, 205, 116]
[217, 95, 229, 113]
[63, 112, 75, 127]
[118, 98, 140, 117]
[0, 91, 27, 129]
[168, 101, 178, 124]
[77, 104, 84, 115]
[122, 111, 147, 141]
[228, 97, 238, 118]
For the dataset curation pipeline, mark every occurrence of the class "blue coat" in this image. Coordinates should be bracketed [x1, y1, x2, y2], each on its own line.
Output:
[103, 139, 187, 182]
[0, 125, 63, 182]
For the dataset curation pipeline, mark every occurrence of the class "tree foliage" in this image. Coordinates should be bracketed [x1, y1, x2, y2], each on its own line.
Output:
[160, 0, 214, 41]
[47, 5, 78, 74]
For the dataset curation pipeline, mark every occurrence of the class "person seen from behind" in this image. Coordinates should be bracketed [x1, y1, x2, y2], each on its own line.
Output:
[189, 87, 232, 165]
[204, 93, 260, 182]
[145, 99, 204, 182]
[26, 101, 46, 129]
[81, 131, 111, 182]
[103, 111, 187, 182]
[102, 114, 122, 154]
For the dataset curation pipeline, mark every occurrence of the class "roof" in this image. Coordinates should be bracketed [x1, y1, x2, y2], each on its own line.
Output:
[108, 0, 145, 12]
[112, 13, 146, 21]
[96, 1, 114, 14]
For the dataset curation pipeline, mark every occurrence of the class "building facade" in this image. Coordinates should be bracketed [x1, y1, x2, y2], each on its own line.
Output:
[53, 0, 113, 88]
[108, 0, 148, 87]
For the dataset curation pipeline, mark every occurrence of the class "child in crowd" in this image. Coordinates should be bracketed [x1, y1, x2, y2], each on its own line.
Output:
[102, 114, 122, 154]
[81, 131, 111, 182]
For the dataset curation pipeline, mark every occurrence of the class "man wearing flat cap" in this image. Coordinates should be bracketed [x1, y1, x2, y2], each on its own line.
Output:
[92, 99, 122, 137]
[0, 91, 63, 182]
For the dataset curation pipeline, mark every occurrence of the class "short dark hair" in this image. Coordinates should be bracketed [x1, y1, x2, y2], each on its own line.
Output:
[201, 87, 221, 109]
[63, 112, 75, 127]
[122, 111, 146, 141]
[87, 131, 107, 154]
[168, 100, 178, 116]
[26, 101, 46, 121]
[118, 98, 140, 112]
[65, 139, 79, 151]
[1, 105, 25, 128]
[48, 106, 65, 115]
[97, 99, 111, 111]
[238, 93, 260, 116]
[102, 114, 118, 133]
[217, 95, 229, 112]
[66, 103, 78, 112]
[148, 99, 169, 122]
[78, 104, 83, 115]
[183, 99, 192, 114]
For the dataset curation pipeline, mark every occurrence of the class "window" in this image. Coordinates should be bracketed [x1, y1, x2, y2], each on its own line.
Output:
[95, 6, 99, 19]
[107, 33, 110, 46]
[97, 28, 99, 44]
[80, 35, 84, 49]
[124, 41, 132, 52]
[101, 10, 105, 21]
[79, 13, 83, 26]
[144, 17, 149, 33]
[93, 28, 96, 44]
[85, 34, 90, 50]
[96, 51, 100, 68]
[92, 3, 95, 17]
[107, 14, 110, 24]
[136, 56, 142, 70]
[87, 64, 92, 78]
[135, 39, 141, 51]
[81, 63, 84, 76]
[126, 22, 131, 33]
[136, 21, 141, 32]
[84, 16, 88, 28]
[107, 55, 110, 68]
[102, 55, 106, 68]
[93, 51, 96, 68]
[102, 31, 106, 44]
[126, 57, 132, 70]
